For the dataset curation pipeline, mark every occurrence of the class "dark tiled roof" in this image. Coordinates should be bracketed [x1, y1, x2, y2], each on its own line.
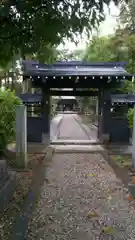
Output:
[111, 94, 135, 103]
[22, 60, 132, 77]
[18, 93, 41, 103]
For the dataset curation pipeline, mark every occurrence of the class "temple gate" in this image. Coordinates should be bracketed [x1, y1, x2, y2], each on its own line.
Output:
[22, 60, 132, 144]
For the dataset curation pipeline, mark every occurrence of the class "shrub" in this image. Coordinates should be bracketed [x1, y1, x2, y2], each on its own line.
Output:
[127, 108, 134, 134]
[0, 89, 22, 153]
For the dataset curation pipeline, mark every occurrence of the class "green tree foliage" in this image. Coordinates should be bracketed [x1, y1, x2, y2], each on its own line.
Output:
[57, 48, 84, 61]
[83, 34, 129, 63]
[84, 36, 113, 62]
[27, 44, 58, 64]
[119, 0, 135, 34]
[0, 0, 128, 65]
[0, 89, 22, 153]
[83, 32, 135, 89]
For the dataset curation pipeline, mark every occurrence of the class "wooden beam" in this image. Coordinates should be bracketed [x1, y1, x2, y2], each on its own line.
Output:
[49, 90, 99, 96]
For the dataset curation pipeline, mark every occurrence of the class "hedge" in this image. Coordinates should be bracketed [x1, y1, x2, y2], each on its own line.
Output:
[0, 89, 22, 153]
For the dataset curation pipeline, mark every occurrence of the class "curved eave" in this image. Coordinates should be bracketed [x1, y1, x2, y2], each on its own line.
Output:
[24, 71, 132, 79]
[24, 72, 131, 78]
[23, 65, 132, 78]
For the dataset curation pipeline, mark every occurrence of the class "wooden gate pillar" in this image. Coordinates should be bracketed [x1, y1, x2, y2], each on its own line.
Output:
[98, 89, 111, 143]
[41, 89, 50, 145]
[97, 91, 102, 138]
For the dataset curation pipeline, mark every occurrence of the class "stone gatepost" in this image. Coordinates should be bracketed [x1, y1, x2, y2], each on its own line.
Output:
[16, 105, 28, 168]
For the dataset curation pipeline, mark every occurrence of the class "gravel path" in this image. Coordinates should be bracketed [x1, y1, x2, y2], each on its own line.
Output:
[27, 153, 135, 240]
[27, 114, 135, 239]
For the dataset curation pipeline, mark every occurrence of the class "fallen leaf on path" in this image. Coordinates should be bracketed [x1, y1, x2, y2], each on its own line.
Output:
[127, 194, 135, 201]
[24, 171, 32, 177]
[87, 211, 99, 218]
[102, 226, 115, 234]
[132, 177, 135, 184]
[88, 173, 96, 177]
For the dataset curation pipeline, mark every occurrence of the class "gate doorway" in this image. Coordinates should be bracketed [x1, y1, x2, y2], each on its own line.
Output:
[53, 95, 99, 142]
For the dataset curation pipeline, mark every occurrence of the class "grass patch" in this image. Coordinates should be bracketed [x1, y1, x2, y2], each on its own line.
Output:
[111, 155, 132, 168]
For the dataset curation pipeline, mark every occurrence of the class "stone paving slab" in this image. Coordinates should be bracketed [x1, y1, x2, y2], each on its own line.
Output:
[27, 153, 135, 240]
[58, 114, 90, 140]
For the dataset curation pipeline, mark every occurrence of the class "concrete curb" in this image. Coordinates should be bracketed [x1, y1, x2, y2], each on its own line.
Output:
[10, 145, 54, 240]
[91, 123, 98, 129]
[51, 115, 64, 140]
[54, 149, 104, 154]
[44, 145, 55, 161]
[73, 115, 91, 140]
[0, 170, 16, 214]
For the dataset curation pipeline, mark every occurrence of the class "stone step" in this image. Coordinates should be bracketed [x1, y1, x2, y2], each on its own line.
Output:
[53, 144, 103, 153]
[51, 140, 99, 145]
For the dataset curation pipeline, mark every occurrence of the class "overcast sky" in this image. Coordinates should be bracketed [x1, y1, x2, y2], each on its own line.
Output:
[58, 2, 119, 51]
